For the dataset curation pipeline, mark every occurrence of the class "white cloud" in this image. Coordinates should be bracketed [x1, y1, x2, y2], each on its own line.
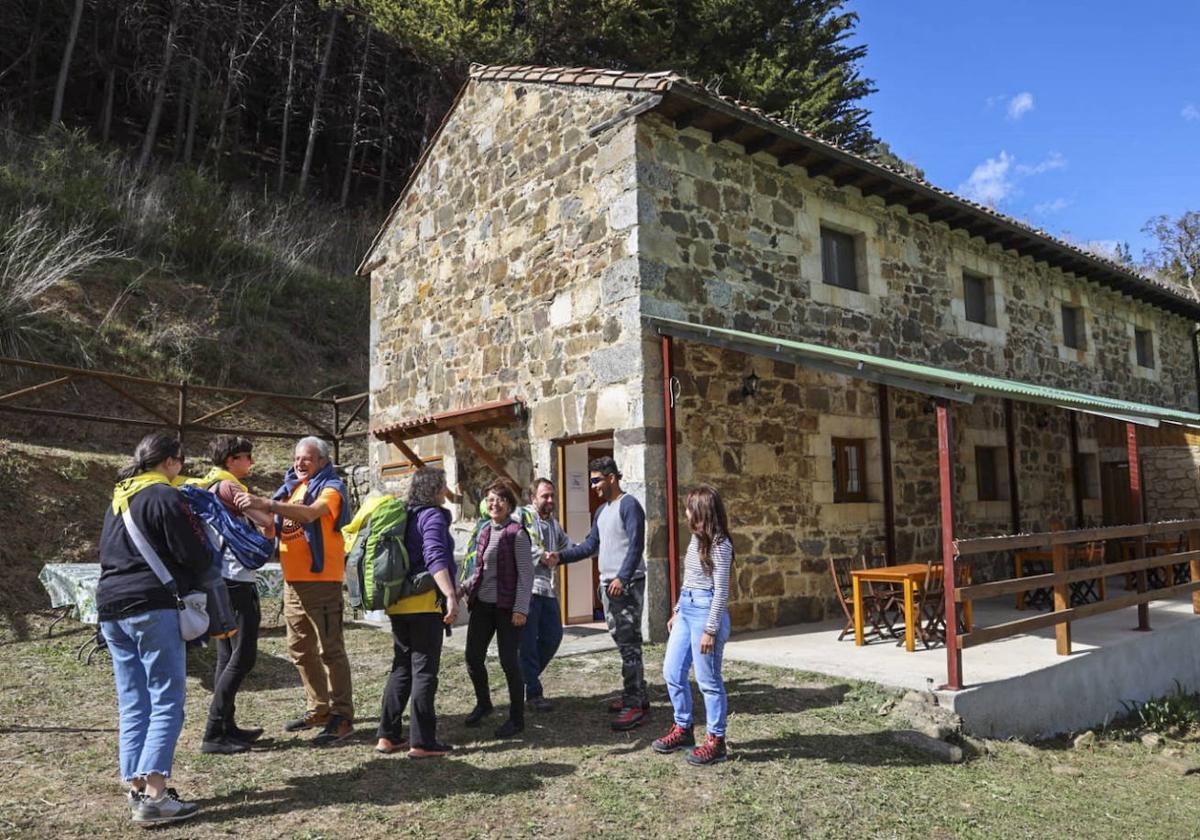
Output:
[1184, 103, 1200, 122]
[959, 151, 1015, 205]
[1016, 151, 1067, 176]
[1034, 197, 1070, 214]
[959, 150, 1068, 208]
[1007, 92, 1035, 120]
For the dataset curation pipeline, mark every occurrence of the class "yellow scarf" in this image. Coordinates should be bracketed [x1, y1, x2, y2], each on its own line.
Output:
[111, 472, 185, 514]
[184, 467, 247, 492]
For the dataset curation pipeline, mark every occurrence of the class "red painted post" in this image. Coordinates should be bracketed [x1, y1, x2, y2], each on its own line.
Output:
[937, 399, 963, 689]
[661, 334, 680, 612]
[1127, 422, 1150, 630]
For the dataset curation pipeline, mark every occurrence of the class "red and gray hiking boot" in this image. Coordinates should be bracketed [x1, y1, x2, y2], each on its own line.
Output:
[652, 723, 695, 754]
[686, 734, 727, 766]
[607, 697, 650, 713]
[611, 704, 648, 731]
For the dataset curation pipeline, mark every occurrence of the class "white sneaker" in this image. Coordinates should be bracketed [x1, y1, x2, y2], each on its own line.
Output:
[132, 788, 199, 826]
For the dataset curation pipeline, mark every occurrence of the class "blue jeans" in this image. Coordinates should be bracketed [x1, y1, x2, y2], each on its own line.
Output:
[518, 594, 564, 699]
[101, 609, 187, 781]
[662, 588, 731, 737]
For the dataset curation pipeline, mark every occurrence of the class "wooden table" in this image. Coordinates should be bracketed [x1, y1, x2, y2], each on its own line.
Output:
[850, 564, 949, 653]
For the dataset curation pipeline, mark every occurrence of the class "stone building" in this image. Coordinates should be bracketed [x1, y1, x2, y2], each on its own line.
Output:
[358, 65, 1200, 639]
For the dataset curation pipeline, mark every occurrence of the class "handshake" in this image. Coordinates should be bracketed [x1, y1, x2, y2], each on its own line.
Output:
[542, 551, 561, 568]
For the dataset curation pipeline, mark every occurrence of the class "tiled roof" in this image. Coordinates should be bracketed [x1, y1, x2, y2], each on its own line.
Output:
[465, 64, 1198, 317]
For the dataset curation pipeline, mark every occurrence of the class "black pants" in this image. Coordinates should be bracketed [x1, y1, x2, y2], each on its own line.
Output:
[377, 612, 444, 748]
[464, 600, 523, 725]
[206, 581, 260, 738]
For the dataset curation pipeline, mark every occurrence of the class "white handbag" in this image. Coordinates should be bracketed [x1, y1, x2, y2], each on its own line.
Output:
[121, 509, 211, 641]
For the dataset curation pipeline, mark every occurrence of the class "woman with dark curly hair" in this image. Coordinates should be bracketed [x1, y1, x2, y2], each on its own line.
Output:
[375, 466, 461, 758]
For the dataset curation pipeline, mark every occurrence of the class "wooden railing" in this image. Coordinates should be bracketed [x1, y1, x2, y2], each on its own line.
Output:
[0, 356, 368, 462]
[953, 520, 1200, 657]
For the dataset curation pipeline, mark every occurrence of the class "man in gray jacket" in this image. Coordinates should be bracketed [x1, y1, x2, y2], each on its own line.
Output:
[548, 456, 648, 731]
[519, 478, 571, 712]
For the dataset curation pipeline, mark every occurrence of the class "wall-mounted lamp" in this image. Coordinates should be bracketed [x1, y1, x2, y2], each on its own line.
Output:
[742, 371, 760, 399]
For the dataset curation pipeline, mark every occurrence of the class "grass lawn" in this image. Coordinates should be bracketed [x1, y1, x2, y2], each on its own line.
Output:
[2, 606, 1198, 839]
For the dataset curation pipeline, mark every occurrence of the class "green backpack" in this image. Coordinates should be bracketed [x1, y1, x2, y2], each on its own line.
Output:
[349, 497, 435, 611]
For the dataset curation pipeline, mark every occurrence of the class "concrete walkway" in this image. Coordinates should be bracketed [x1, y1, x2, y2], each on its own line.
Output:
[721, 588, 1200, 738]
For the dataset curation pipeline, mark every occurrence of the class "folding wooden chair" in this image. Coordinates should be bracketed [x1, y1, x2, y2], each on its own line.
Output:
[829, 555, 894, 642]
[1068, 541, 1106, 606]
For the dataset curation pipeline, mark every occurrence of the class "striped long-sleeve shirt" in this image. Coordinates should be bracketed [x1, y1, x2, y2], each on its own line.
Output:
[677, 534, 733, 634]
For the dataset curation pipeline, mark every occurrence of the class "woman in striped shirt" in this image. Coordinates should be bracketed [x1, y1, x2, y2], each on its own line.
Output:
[653, 484, 733, 765]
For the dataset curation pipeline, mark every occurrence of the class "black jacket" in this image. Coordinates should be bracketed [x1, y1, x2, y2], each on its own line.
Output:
[97, 483, 211, 620]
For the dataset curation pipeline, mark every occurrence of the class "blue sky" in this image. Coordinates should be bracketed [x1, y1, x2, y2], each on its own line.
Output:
[848, 1, 1199, 259]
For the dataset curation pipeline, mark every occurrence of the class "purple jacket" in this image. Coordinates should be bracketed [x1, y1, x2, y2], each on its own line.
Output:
[405, 506, 456, 581]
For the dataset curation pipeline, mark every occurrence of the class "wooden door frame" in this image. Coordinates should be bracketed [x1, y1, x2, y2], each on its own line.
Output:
[552, 431, 613, 625]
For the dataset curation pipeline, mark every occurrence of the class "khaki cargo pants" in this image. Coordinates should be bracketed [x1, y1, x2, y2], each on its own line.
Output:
[283, 581, 354, 720]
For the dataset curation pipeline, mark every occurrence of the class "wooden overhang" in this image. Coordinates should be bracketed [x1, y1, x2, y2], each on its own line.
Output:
[372, 398, 526, 491]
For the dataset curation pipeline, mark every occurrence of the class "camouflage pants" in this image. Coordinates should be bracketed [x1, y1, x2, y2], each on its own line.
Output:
[600, 576, 647, 707]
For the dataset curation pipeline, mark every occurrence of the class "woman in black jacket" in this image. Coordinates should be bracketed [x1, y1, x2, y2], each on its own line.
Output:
[97, 432, 210, 828]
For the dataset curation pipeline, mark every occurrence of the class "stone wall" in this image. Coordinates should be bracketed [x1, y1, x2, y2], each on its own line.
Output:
[1142, 446, 1200, 522]
[367, 79, 675, 636]
[634, 112, 1197, 412]
[674, 340, 1117, 630]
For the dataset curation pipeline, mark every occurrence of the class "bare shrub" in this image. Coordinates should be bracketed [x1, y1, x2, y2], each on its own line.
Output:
[0, 206, 124, 357]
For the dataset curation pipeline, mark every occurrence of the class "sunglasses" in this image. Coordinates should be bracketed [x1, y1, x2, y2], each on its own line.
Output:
[589, 476, 606, 485]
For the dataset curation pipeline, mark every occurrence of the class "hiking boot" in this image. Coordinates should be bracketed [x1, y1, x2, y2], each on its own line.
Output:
[284, 709, 329, 733]
[311, 714, 353, 747]
[611, 705, 647, 731]
[408, 741, 454, 759]
[494, 719, 524, 739]
[686, 734, 728, 766]
[652, 723, 695, 754]
[528, 696, 554, 713]
[200, 735, 250, 755]
[227, 725, 264, 744]
[464, 703, 494, 727]
[607, 697, 650, 713]
[132, 788, 199, 827]
[375, 736, 408, 755]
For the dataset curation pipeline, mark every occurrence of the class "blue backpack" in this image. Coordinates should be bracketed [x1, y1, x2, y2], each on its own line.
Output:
[179, 484, 273, 570]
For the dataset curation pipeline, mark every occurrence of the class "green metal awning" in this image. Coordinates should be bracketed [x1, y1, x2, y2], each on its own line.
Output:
[648, 315, 1200, 427]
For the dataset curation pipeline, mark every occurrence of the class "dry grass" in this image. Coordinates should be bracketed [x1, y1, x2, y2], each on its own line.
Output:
[3, 605, 1200, 840]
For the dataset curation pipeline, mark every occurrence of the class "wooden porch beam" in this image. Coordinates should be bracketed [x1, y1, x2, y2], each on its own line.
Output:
[453, 426, 520, 493]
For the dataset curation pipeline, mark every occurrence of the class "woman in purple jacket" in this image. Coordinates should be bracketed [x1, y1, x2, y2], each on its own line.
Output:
[374, 467, 460, 758]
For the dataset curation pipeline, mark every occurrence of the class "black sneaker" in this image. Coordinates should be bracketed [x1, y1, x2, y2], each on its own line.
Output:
[227, 725, 264, 744]
[494, 719, 524, 738]
[528, 696, 554, 713]
[311, 714, 354, 747]
[284, 709, 329, 733]
[132, 789, 199, 826]
[464, 703, 494, 727]
[200, 735, 250, 755]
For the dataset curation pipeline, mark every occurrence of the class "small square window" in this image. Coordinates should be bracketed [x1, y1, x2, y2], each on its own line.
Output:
[832, 438, 868, 503]
[975, 446, 1007, 501]
[1135, 329, 1154, 368]
[821, 227, 859, 291]
[963, 271, 993, 325]
[1061, 304, 1084, 350]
